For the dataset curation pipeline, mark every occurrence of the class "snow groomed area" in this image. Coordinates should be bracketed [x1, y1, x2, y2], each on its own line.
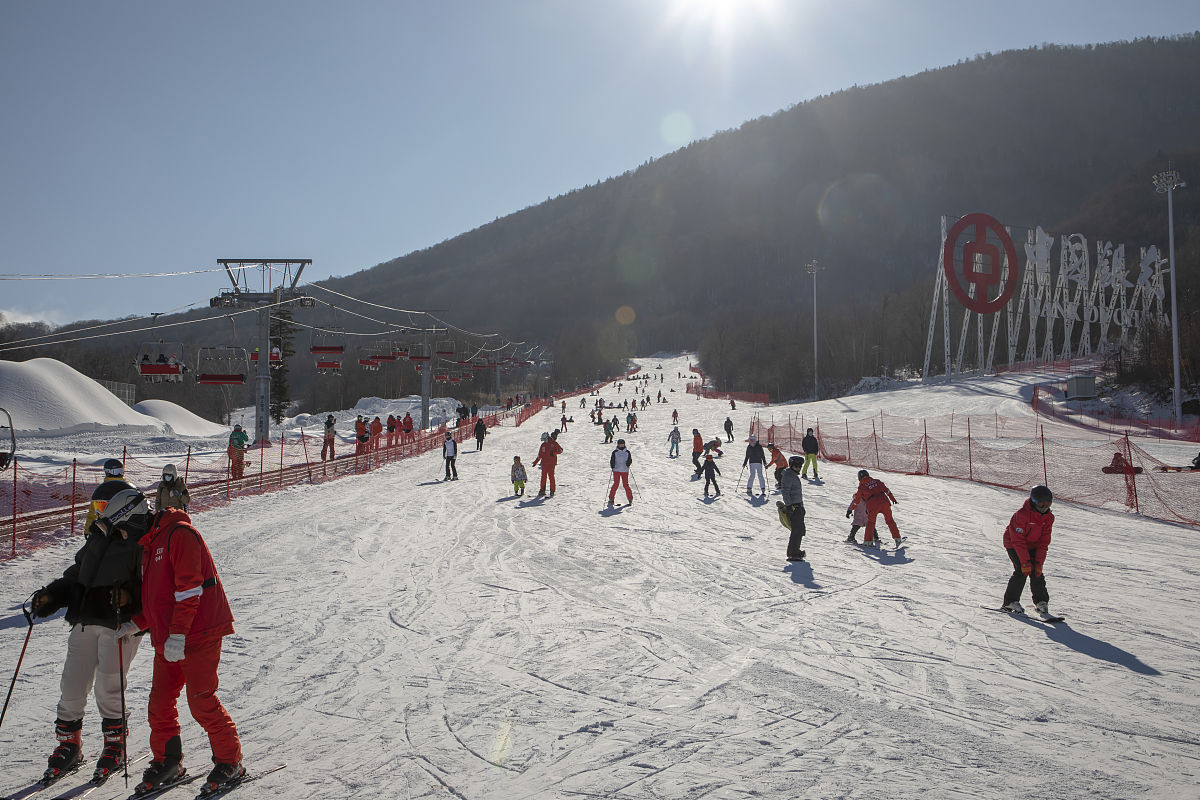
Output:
[1, 354, 1198, 799]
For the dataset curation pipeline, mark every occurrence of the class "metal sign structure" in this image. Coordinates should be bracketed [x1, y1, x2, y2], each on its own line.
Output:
[923, 214, 1167, 381]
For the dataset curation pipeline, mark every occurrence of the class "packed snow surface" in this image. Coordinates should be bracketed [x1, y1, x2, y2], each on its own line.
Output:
[0, 358, 163, 435]
[1, 355, 1197, 799]
[132, 399, 228, 438]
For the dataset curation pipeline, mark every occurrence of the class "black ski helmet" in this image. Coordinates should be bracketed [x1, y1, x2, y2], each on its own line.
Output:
[789, 455, 805, 470]
[103, 458, 124, 478]
[857, 469, 870, 480]
[1030, 485, 1053, 510]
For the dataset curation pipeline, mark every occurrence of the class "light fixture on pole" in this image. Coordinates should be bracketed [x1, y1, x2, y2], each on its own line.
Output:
[1153, 165, 1186, 424]
[805, 259, 823, 399]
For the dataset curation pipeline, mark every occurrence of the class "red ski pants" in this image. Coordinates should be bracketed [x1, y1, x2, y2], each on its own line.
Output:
[864, 502, 899, 542]
[608, 471, 632, 502]
[539, 464, 557, 493]
[321, 437, 335, 461]
[147, 637, 241, 765]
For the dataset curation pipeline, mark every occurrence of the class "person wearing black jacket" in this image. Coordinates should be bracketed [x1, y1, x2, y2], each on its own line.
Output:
[473, 418, 488, 451]
[743, 434, 768, 495]
[701, 453, 721, 497]
[29, 482, 149, 784]
[723, 417, 734, 442]
[801, 428, 820, 479]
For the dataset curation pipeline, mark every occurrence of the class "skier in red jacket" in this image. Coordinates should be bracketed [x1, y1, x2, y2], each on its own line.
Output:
[1001, 485, 1056, 615]
[131, 508, 243, 796]
[848, 470, 901, 547]
[532, 432, 563, 497]
[369, 417, 383, 453]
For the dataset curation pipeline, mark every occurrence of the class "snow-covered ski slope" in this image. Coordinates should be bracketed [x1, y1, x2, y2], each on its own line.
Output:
[2, 355, 1197, 799]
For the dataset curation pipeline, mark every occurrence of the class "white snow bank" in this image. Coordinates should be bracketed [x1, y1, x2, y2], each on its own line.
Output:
[0, 358, 163, 435]
[132, 399, 227, 437]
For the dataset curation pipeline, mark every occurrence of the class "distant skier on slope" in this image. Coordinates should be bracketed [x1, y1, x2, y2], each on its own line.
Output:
[743, 434, 767, 496]
[800, 428, 821, 479]
[691, 429, 704, 475]
[667, 425, 681, 458]
[511, 456, 527, 497]
[700, 453, 721, 497]
[607, 439, 633, 507]
[442, 432, 459, 480]
[474, 418, 488, 451]
[532, 432, 563, 497]
[723, 417, 734, 442]
[321, 415, 337, 461]
[1000, 485, 1056, 616]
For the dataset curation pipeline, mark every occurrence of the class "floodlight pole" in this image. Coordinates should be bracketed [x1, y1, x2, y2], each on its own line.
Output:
[1153, 168, 1185, 424]
[806, 259, 823, 400]
[420, 328, 432, 430]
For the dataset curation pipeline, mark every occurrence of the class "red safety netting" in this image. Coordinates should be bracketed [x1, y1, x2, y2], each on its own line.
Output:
[1033, 384, 1200, 442]
[751, 412, 1199, 528]
[686, 364, 769, 406]
[2, 402, 552, 560]
[2, 367, 646, 558]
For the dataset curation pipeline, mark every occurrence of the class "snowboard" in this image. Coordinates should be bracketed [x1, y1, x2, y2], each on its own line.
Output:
[775, 501, 791, 530]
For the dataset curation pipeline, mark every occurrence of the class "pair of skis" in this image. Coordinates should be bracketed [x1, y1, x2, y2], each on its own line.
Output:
[129, 764, 284, 800]
[4, 763, 282, 800]
[981, 606, 1066, 624]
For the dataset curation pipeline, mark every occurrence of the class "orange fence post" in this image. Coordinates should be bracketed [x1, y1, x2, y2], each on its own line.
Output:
[70, 459, 77, 537]
[299, 429, 313, 483]
[10, 457, 17, 557]
[1040, 427, 1048, 486]
[279, 432, 285, 487]
[872, 420, 880, 469]
[922, 420, 930, 475]
[845, 419, 851, 464]
[184, 446, 192, 483]
[967, 418, 973, 482]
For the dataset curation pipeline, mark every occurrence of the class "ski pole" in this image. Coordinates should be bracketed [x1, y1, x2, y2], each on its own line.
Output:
[0, 597, 34, 733]
[113, 591, 130, 786]
[628, 469, 642, 500]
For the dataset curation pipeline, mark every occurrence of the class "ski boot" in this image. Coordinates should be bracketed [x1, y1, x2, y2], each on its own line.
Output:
[1034, 601, 1050, 616]
[1002, 601, 1025, 614]
[44, 718, 83, 784]
[136, 736, 185, 796]
[845, 533, 858, 544]
[201, 761, 246, 796]
[92, 717, 126, 783]
[606, 499, 614, 507]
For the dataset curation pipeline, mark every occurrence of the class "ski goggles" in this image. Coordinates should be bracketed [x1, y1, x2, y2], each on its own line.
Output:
[89, 499, 109, 515]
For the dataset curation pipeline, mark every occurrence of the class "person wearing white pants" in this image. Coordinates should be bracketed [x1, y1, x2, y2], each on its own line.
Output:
[743, 434, 768, 495]
[31, 482, 149, 784]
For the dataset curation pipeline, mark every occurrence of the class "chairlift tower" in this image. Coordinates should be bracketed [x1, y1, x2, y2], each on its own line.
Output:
[210, 259, 316, 444]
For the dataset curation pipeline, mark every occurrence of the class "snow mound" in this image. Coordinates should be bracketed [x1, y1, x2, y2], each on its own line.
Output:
[133, 399, 227, 437]
[0, 358, 164, 436]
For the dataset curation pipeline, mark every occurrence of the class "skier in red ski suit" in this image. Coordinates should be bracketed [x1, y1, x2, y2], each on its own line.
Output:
[848, 470, 901, 546]
[132, 508, 243, 794]
[532, 433, 563, 497]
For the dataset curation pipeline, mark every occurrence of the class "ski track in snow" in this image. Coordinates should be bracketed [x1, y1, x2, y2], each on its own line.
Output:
[2, 355, 1198, 799]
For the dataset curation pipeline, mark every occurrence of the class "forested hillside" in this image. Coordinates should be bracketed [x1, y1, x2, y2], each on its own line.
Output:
[3, 35, 1198, 409]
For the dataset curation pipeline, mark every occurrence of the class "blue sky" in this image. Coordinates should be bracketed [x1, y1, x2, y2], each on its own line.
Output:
[1, 0, 1197, 327]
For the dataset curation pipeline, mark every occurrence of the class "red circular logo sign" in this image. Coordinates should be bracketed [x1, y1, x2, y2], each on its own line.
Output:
[942, 213, 1019, 314]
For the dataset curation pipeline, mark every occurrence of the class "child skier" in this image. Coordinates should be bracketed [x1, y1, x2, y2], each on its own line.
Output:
[766, 443, 788, 489]
[800, 427, 820, 479]
[848, 470, 902, 547]
[701, 453, 721, 497]
[667, 426, 681, 458]
[844, 498, 868, 543]
[1001, 485, 1056, 616]
[743, 434, 767, 495]
[511, 456, 527, 496]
